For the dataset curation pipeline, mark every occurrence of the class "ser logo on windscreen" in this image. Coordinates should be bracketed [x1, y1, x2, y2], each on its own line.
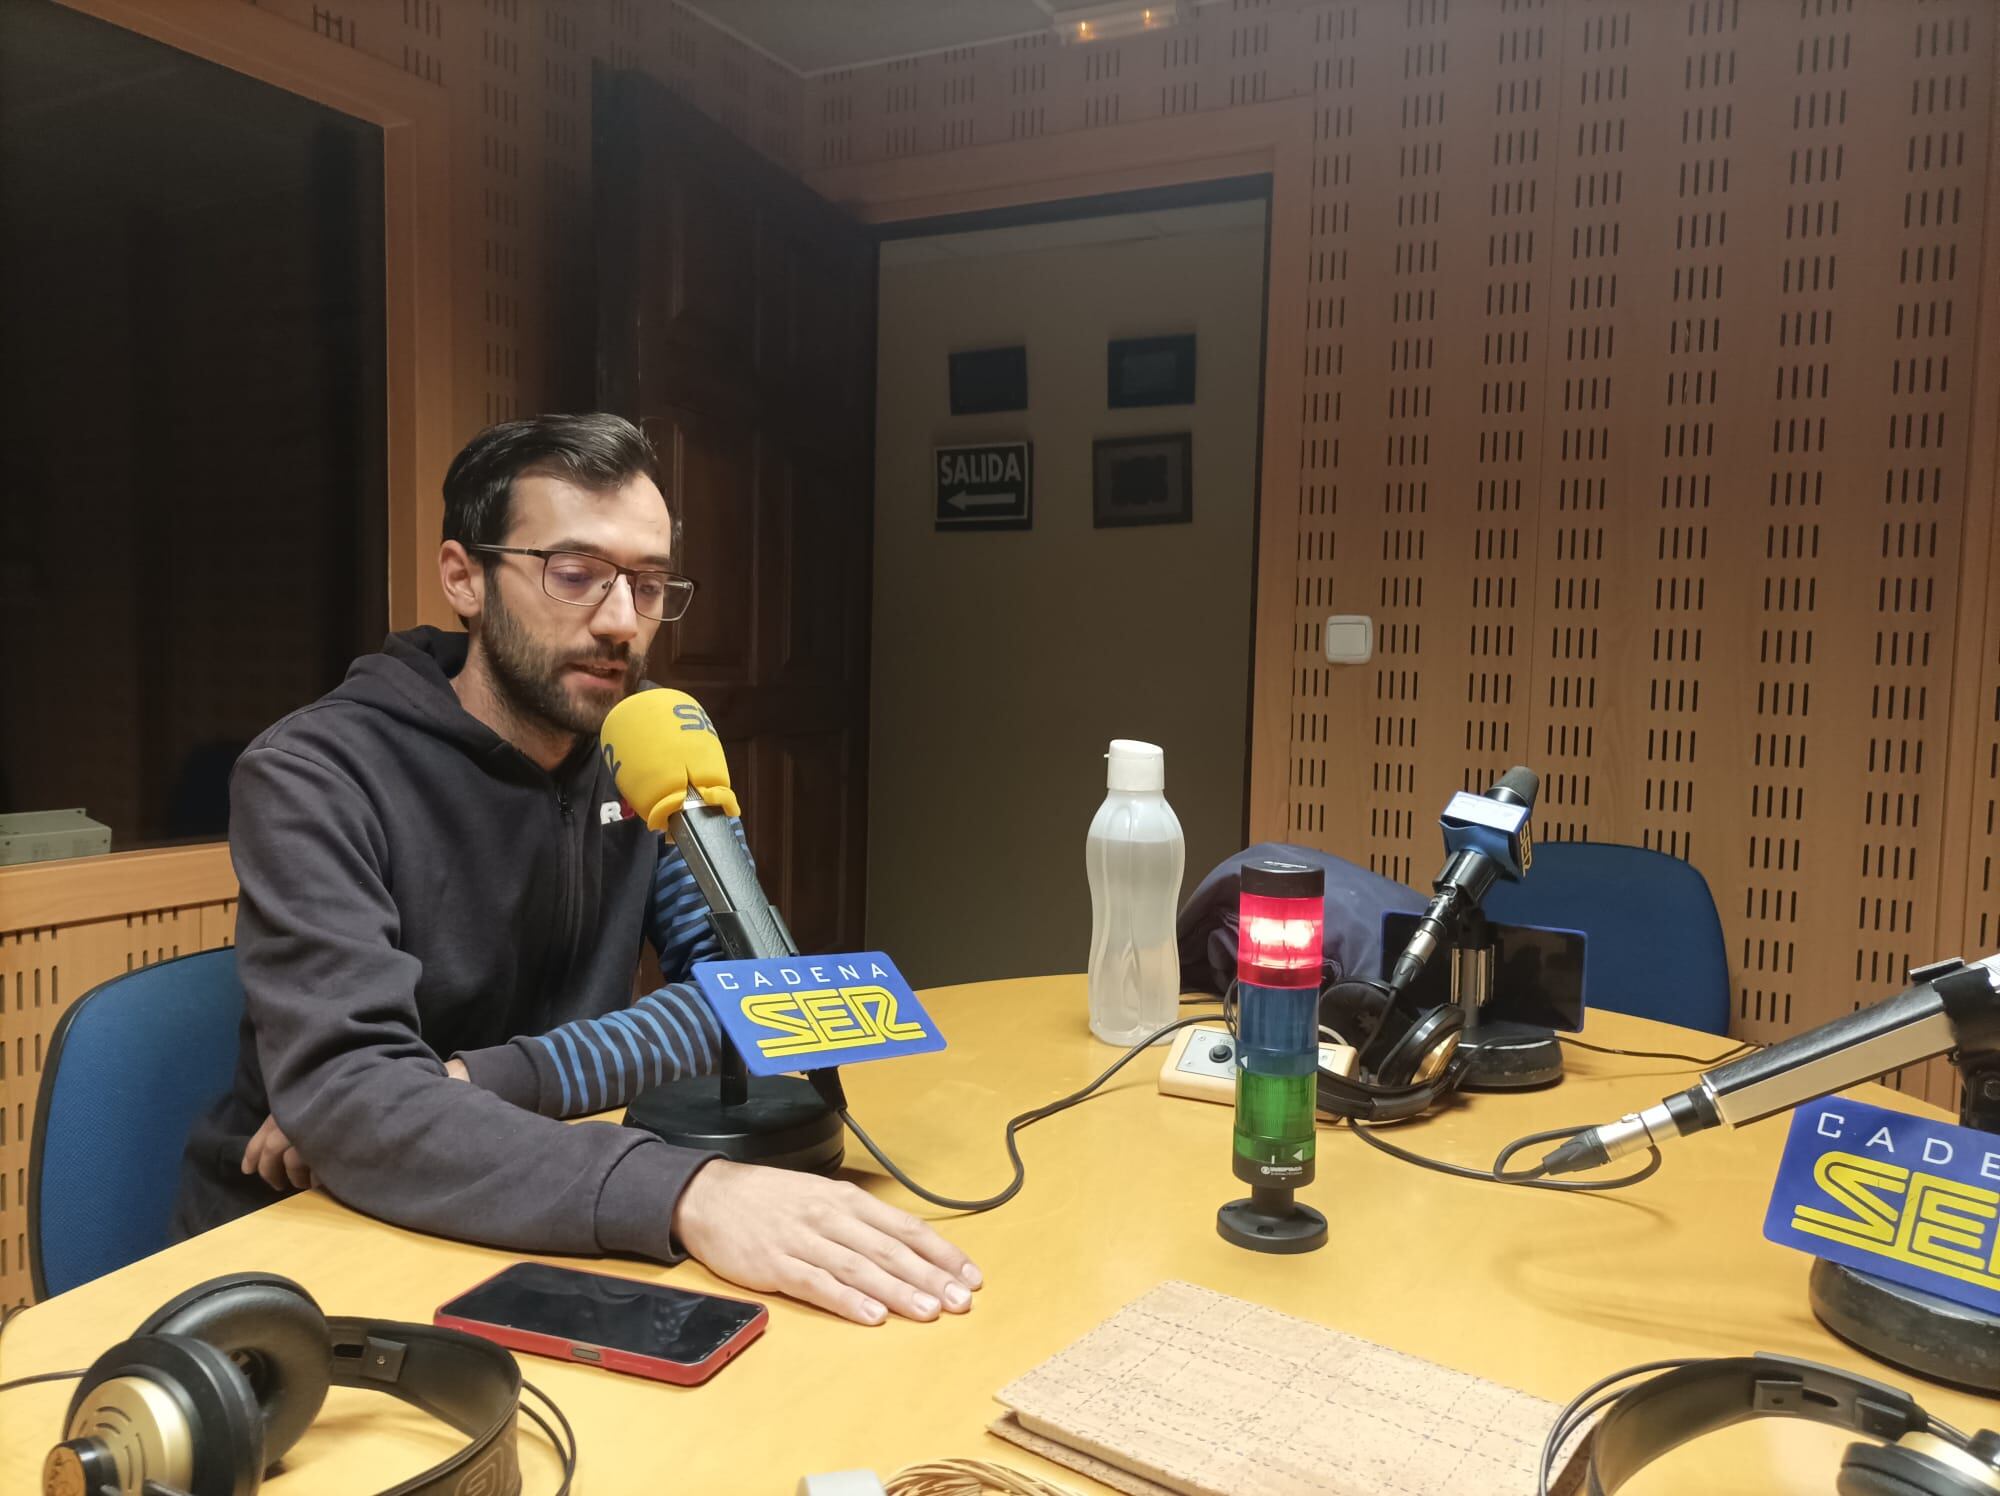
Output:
[1765, 1097, 2000, 1313]
[693, 953, 945, 1074]
[739, 983, 925, 1059]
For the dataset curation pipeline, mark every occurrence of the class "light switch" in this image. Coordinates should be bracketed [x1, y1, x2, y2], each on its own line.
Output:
[1324, 615, 1373, 664]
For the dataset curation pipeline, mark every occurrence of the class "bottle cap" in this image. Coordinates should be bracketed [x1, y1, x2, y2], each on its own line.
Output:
[1105, 739, 1165, 792]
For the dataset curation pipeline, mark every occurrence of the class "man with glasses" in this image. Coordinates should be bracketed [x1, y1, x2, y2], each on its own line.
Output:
[174, 413, 981, 1329]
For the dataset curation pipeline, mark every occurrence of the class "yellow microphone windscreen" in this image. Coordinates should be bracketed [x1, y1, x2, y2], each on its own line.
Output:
[599, 688, 740, 828]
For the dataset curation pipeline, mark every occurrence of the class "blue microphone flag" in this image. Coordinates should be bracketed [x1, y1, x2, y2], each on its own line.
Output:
[693, 951, 945, 1075]
[1763, 1095, 2000, 1315]
[1439, 791, 1532, 878]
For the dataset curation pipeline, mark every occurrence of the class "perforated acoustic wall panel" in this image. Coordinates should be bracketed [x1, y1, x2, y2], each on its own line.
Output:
[1277, 1, 1993, 1092]
[808, 1, 1998, 1102]
[1942, 2, 2000, 1084]
[1539, 3, 1619, 852]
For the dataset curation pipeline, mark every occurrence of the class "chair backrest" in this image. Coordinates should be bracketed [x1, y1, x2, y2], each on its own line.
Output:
[1481, 841, 1731, 1035]
[29, 948, 244, 1299]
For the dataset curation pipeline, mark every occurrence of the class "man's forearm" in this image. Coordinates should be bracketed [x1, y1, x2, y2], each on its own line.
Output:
[454, 982, 721, 1116]
[280, 1047, 716, 1260]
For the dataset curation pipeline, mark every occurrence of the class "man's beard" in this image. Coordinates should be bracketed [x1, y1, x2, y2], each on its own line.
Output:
[479, 583, 646, 738]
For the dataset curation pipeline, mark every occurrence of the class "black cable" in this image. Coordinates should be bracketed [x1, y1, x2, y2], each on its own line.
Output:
[1560, 1035, 1754, 1067]
[0, 1367, 85, 1395]
[840, 1011, 1224, 1213]
[844, 985, 1711, 1205]
[520, 1377, 578, 1496]
[0, 1299, 85, 1398]
[1348, 1118, 1662, 1192]
[1183, 981, 1245, 1037]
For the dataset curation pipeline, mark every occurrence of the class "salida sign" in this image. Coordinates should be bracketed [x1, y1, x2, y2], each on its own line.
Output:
[934, 441, 1032, 531]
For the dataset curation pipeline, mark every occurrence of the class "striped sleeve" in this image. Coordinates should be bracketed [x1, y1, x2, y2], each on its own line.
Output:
[515, 982, 724, 1117]
[648, 816, 755, 979]
[452, 818, 756, 1118]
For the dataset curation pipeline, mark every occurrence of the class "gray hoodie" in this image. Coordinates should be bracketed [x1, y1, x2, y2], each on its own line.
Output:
[172, 626, 719, 1261]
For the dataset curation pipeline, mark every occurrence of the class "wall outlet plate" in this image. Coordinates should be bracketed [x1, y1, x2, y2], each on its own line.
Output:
[1158, 1023, 1357, 1105]
[1324, 614, 1373, 664]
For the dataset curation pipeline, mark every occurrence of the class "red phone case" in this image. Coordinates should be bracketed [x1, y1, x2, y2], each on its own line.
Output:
[434, 1264, 768, 1387]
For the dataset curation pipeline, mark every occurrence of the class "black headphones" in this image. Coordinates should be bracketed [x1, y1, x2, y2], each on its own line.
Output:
[40, 1272, 574, 1496]
[1543, 1353, 2000, 1495]
[1311, 976, 1468, 1122]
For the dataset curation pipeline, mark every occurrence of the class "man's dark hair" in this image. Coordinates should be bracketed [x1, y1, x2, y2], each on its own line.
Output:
[442, 412, 662, 552]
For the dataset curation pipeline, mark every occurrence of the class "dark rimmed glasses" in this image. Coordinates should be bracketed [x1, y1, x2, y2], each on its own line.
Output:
[471, 545, 696, 623]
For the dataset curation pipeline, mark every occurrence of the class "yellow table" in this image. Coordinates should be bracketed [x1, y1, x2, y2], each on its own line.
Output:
[4, 976, 1994, 1494]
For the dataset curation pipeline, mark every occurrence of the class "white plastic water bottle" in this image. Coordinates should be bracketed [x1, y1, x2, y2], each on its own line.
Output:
[1086, 740, 1186, 1046]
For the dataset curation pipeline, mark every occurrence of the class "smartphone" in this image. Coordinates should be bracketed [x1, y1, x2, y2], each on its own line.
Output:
[435, 1262, 767, 1386]
[1379, 911, 1587, 1031]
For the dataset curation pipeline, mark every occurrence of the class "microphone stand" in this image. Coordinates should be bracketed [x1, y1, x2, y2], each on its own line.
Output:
[622, 791, 847, 1173]
[1809, 986, 2000, 1391]
[1448, 911, 1565, 1090]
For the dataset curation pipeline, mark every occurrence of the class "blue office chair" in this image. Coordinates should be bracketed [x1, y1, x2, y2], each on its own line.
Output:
[29, 948, 244, 1298]
[1481, 840, 1731, 1035]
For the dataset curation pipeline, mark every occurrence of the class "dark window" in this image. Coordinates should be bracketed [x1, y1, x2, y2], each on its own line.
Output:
[0, 1, 387, 850]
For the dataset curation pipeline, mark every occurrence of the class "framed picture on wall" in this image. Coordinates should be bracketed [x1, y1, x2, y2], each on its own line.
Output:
[1093, 433, 1192, 528]
[948, 345, 1028, 414]
[1107, 334, 1196, 408]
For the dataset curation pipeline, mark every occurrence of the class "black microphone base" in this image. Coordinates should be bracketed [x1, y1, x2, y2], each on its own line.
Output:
[1456, 1019, 1564, 1090]
[624, 1075, 844, 1174]
[1809, 1257, 2000, 1393]
[1217, 1187, 1327, 1254]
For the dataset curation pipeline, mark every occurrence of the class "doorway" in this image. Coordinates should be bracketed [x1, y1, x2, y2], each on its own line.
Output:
[595, 70, 878, 956]
[867, 182, 1272, 987]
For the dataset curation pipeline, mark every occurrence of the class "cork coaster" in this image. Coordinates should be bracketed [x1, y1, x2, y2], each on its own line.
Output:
[990, 1281, 1580, 1496]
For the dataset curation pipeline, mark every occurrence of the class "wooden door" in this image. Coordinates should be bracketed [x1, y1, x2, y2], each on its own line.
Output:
[595, 70, 876, 954]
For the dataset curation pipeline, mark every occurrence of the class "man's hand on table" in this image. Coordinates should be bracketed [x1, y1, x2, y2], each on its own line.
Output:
[672, 1159, 983, 1326]
[242, 1058, 469, 1192]
[241, 1112, 315, 1192]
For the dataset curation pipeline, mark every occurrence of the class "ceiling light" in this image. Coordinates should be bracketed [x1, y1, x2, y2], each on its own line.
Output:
[1048, 1, 1187, 45]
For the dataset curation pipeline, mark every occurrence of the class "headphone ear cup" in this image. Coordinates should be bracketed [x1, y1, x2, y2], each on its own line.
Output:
[1840, 1443, 2000, 1496]
[63, 1334, 265, 1496]
[1318, 978, 1390, 1050]
[137, 1274, 332, 1470]
[1314, 980, 1461, 1119]
[1372, 1002, 1465, 1087]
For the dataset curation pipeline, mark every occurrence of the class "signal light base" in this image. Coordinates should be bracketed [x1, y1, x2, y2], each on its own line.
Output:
[1217, 1185, 1327, 1255]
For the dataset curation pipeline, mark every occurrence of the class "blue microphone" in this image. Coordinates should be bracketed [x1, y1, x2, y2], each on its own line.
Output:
[1388, 767, 1538, 995]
